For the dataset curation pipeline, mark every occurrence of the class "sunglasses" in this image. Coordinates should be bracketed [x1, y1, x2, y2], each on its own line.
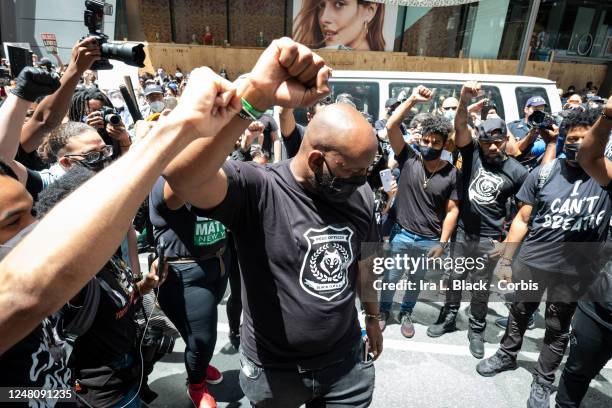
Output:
[64, 145, 113, 164]
[443, 106, 458, 111]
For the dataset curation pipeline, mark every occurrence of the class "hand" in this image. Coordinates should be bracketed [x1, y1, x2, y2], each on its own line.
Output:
[468, 98, 488, 114]
[539, 124, 559, 144]
[168, 67, 241, 139]
[69, 37, 101, 73]
[244, 37, 332, 109]
[85, 111, 105, 129]
[410, 85, 433, 104]
[248, 120, 265, 133]
[605, 95, 612, 117]
[427, 244, 445, 259]
[365, 317, 383, 360]
[461, 81, 481, 101]
[139, 258, 168, 294]
[387, 180, 398, 198]
[487, 240, 505, 261]
[10, 66, 60, 102]
[106, 121, 130, 144]
[495, 260, 513, 283]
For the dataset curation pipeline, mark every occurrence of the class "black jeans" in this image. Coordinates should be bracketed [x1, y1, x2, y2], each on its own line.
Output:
[157, 254, 229, 383]
[238, 344, 375, 408]
[444, 229, 497, 332]
[499, 259, 587, 383]
[555, 307, 612, 407]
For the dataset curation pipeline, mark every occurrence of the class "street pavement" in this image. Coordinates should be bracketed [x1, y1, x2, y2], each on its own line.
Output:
[146, 296, 612, 408]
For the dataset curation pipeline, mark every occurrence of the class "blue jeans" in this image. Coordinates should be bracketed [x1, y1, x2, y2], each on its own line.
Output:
[379, 224, 439, 314]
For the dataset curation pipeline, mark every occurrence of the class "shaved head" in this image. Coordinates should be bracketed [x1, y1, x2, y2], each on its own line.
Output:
[290, 103, 377, 194]
[442, 97, 459, 109]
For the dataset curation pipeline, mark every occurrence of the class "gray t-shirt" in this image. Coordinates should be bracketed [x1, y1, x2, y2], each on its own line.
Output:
[395, 145, 460, 238]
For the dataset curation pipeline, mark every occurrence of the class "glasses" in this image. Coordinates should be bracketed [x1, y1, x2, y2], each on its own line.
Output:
[443, 106, 458, 111]
[64, 145, 113, 164]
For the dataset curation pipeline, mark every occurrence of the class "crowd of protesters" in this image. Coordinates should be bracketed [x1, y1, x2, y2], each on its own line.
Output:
[0, 35, 610, 408]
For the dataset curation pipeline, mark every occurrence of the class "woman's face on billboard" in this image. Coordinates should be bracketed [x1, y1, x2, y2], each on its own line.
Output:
[317, 0, 375, 50]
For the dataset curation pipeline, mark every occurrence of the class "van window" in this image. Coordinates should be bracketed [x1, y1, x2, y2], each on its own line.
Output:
[389, 82, 505, 121]
[515, 87, 551, 115]
[294, 81, 380, 126]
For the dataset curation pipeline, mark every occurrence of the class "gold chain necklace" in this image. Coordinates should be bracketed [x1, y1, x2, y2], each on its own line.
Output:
[423, 159, 443, 189]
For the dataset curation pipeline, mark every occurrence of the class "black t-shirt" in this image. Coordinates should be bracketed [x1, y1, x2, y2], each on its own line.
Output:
[0, 223, 74, 406]
[282, 123, 305, 160]
[149, 177, 226, 258]
[395, 145, 460, 238]
[71, 256, 139, 407]
[26, 168, 44, 201]
[259, 113, 279, 158]
[15, 145, 48, 171]
[458, 141, 528, 238]
[516, 159, 612, 274]
[191, 160, 379, 368]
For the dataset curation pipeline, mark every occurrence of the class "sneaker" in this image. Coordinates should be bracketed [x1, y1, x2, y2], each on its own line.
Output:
[495, 315, 536, 330]
[426, 309, 456, 338]
[526, 374, 553, 408]
[399, 312, 415, 338]
[476, 351, 518, 377]
[187, 380, 217, 408]
[379, 310, 390, 332]
[468, 329, 485, 359]
[228, 331, 240, 350]
[205, 365, 223, 385]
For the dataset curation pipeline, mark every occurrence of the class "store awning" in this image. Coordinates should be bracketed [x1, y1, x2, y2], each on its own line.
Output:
[369, 0, 480, 6]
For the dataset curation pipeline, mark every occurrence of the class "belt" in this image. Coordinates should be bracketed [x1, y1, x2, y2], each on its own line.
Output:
[166, 247, 226, 275]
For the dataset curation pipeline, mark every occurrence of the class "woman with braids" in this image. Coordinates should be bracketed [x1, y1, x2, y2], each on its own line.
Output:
[293, 0, 386, 51]
[68, 87, 132, 160]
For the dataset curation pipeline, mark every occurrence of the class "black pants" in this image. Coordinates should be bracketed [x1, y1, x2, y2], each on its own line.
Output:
[157, 255, 229, 383]
[239, 343, 374, 408]
[445, 230, 497, 332]
[555, 307, 612, 407]
[226, 233, 242, 334]
[499, 259, 587, 383]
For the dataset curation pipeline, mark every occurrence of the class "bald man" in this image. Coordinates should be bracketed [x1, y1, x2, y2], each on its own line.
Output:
[164, 38, 382, 408]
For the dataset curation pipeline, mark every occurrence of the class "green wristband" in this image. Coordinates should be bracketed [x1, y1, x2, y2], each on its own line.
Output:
[241, 97, 264, 120]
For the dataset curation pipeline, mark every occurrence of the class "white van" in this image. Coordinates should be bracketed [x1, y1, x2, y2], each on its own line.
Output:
[296, 71, 562, 125]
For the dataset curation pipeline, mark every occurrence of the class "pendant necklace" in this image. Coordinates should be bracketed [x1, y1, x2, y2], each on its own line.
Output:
[423, 160, 442, 190]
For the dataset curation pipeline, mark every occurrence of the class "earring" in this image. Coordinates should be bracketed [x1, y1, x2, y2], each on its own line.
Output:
[363, 21, 369, 36]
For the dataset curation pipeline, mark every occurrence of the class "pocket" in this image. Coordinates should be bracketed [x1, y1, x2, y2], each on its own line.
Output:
[239, 351, 263, 381]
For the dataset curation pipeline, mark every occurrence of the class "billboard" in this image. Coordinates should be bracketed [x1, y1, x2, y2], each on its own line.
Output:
[292, 0, 399, 51]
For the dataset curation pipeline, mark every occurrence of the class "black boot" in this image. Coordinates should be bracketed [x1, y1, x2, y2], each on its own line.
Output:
[476, 350, 518, 377]
[468, 328, 485, 359]
[526, 374, 553, 408]
[427, 308, 457, 338]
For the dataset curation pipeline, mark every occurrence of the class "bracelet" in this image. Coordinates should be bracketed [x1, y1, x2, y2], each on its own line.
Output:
[500, 257, 513, 264]
[364, 313, 381, 320]
[438, 241, 450, 250]
[602, 111, 612, 121]
[237, 109, 254, 122]
[241, 97, 264, 120]
[120, 143, 132, 148]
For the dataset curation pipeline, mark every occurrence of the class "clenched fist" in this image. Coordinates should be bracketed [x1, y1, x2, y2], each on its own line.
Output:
[461, 81, 481, 101]
[10, 66, 60, 102]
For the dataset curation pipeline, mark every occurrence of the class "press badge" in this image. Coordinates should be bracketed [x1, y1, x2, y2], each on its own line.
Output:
[194, 216, 226, 246]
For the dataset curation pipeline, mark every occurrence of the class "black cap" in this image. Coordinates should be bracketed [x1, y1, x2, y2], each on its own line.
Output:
[38, 58, 53, 70]
[479, 117, 507, 141]
[385, 98, 399, 108]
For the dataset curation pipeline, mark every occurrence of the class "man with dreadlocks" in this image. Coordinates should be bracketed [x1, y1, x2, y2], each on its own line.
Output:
[69, 87, 132, 161]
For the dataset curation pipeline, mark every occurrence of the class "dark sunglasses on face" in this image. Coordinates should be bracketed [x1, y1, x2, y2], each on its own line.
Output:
[64, 145, 113, 164]
[443, 106, 458, 111]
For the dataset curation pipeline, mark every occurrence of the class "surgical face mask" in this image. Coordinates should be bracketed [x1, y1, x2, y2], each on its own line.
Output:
[563, 143, 581, 166]
[313, 156, 366, 203]
[149, 101, 166, 113]
[443, 110, 456, 121]
[417, 144, 443, 161]
[111, 96, 125, 109]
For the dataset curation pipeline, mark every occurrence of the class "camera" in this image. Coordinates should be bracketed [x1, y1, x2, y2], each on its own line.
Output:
[528, 110, 556, 130]
[141, 326, 175, 361]
[99, 106, 121, 125]
[83, 0, 145, 70]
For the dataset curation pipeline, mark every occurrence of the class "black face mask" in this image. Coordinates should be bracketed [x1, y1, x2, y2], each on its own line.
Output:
[563, 143, 580, 166]
[314, 157, 367, 203]
[417, 145, 443, 161]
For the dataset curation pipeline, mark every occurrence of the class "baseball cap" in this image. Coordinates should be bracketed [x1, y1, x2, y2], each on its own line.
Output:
[385, 98, 400, 108]
[144, 85, 163, 96]
[525, 96, 547, 107]
[588, 95, 604, 103]
[479, 117, 507, 141]
[38, 58, 53, 70]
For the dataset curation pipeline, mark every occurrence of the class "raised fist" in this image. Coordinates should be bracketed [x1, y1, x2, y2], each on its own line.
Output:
[410, 85, 433, 104]
[10, 66, 60, 102]
[461, 81, 481, 101]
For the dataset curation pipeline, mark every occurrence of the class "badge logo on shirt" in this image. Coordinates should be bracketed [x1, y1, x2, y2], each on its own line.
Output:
[194, 216, 226, 246]
[469, 167, 504, 205]
[299, 226, 354, 301]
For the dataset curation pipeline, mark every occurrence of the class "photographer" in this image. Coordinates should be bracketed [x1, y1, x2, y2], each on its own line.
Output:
[506, 96, 552, 169]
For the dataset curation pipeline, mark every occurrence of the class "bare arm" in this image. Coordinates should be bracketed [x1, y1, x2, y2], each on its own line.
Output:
[20, 38, 101, 152]
[540, 125, 560, 165]
[578, 101, 612, 186]
[512, 127, 539, 157]
[440, 199, 459, 244]
[0, 94, 29, 161]
[387, 86, 433, 155]
[501, 203, 532, 260]
[278, 106, 296, 138]
[358, 258, 383, 360]
[272, 131, 281, 163]
[0, 68, 238, 354]
[455, 81, 480, 148]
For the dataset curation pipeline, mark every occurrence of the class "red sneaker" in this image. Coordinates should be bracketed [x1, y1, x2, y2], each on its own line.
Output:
[205, 365, 224, 385]
[187, 381, 217, 408]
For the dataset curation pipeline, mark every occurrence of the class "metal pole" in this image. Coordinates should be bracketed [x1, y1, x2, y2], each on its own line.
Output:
[517, 0, 541, 76]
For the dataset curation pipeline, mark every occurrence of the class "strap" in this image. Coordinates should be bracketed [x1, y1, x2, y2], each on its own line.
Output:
[536, 158, 557, 192]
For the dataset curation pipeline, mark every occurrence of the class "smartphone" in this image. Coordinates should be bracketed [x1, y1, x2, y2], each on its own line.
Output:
[379, 169, 393, 192]
[156, 238, 166, 278]
[363, 337, 374, 362]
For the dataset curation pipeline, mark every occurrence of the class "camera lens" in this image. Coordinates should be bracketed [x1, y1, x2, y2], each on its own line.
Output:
[100, 42, 145, 68]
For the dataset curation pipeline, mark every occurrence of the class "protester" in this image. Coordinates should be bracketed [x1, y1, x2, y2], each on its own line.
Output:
[164, 38, 381, 407]
[427, 81, 528, 360]
[476, 108, 612, 408]
[379, 86, 460, 338]
[149, 174, 229, 408]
